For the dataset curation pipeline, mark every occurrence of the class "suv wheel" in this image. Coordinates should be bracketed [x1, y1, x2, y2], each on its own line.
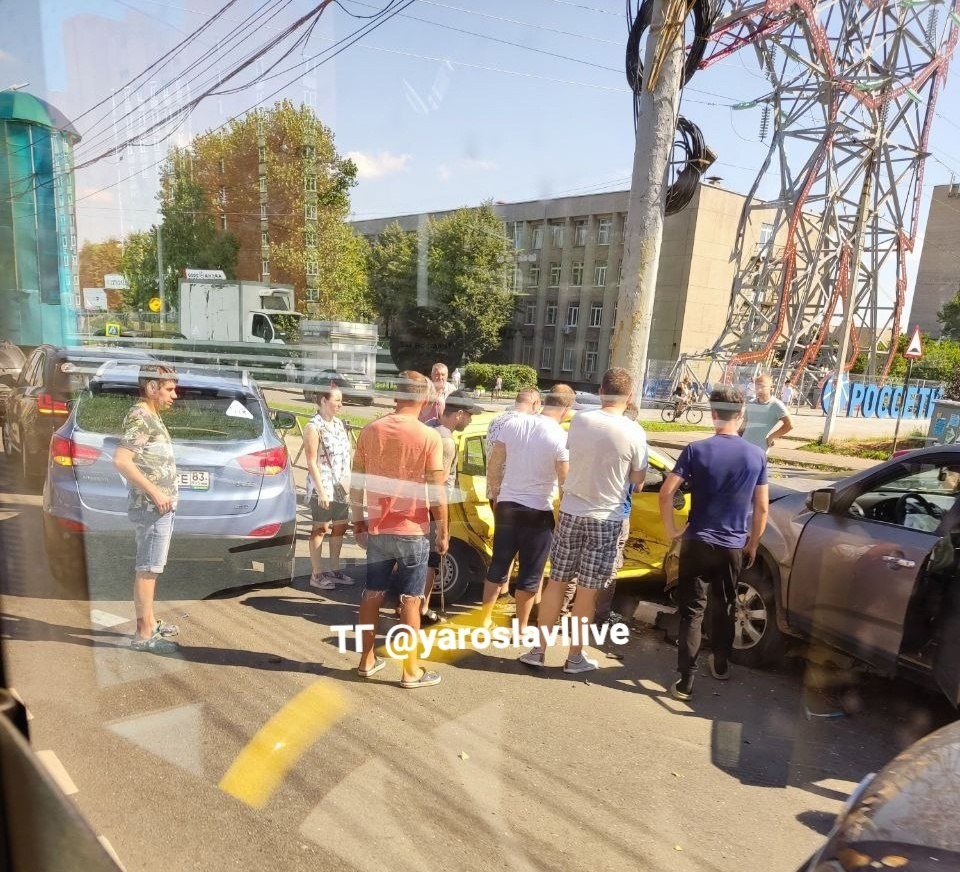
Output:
[438, 539, 485, 603]
[729, 565, 785, 668]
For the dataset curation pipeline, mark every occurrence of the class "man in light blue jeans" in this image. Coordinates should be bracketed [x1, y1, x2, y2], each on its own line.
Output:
[114, 364, 180, 653]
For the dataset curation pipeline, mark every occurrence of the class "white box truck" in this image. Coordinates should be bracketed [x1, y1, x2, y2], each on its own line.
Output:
[179, 279, 301, 344]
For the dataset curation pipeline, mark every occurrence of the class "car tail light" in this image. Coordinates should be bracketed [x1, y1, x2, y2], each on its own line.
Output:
[50, 434, 101, 467]
[237, 446, 288, 475]
[38, 393, 70, 415]
[55, 517, 87, 533]
[248, 522, 281, 538]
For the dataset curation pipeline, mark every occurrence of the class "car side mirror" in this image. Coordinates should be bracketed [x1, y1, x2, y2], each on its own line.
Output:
[271, 410, 297, 431]
[807, 488, 834, 513]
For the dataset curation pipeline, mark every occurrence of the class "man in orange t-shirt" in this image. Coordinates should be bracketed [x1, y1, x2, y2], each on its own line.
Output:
[351, 371, 448, 688]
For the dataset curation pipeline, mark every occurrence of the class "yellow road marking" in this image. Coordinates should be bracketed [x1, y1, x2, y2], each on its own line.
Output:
[219, 680, 347, 809]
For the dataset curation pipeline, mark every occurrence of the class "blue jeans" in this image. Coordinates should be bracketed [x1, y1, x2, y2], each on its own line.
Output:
[128, 505, 176, 574]
[364, 534, 429, 599]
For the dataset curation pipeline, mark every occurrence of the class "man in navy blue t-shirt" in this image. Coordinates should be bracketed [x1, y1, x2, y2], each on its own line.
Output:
[658, 385, 769, 701]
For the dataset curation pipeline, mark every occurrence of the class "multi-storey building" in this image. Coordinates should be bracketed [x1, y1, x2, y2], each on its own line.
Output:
[352, 184, 778, 388]
[907, 183, 960, 337]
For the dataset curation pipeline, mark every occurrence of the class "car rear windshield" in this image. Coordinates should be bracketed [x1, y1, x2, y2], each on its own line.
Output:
[74, 384, 264, 442]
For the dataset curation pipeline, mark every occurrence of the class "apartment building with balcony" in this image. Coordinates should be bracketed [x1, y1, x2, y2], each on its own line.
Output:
[352, 183, 777, 388]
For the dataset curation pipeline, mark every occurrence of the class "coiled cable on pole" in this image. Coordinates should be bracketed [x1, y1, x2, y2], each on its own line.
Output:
[665, 116, 713, 214]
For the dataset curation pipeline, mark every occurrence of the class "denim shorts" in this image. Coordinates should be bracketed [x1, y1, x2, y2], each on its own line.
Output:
[128, 505, 176, 574]
[364, 533, 429, 599]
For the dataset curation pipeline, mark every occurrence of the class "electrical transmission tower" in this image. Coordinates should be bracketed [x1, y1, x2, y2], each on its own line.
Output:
[696, 0, 959, 390]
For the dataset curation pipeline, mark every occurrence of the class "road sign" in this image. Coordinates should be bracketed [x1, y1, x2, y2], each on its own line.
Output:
[148, 297, 163, 313]
[904, 325, 923, 359]
[105, 322, 122, 337]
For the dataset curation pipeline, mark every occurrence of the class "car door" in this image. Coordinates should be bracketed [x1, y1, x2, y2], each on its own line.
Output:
[456, 433, 494, 547]
[786, 460, 946, 671]
[9, 348, 45, 454]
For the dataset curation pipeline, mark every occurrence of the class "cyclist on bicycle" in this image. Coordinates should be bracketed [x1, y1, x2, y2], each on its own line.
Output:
[672, 377, 691, 416]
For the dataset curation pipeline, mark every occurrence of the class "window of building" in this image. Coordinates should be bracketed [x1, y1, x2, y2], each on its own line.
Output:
[304, 144, 315, 160]
[545, 302, 558, 325]
[612, 299, 618, 324]
[759, 222, 775, 245]
[597, 217, 612, 245]
[541, 345, 554, 369]
[261, 259, 270, 276]
[306, 175, 317, 192]
[594, 262, 607, 287]
[528, 264, 540, 286]
[561, 346, 575, 372]
[524, 301, 536, 324]
[261, 231, 268, 247]
[258, 177, 266, 193]
[550, 223, 564, 248]
[584, 340, 599, 374]
[221, 215, 227, 231]
[305, 203, 317, 220]
[305, 286, 320, 302]
[531, 224, 543, 250]
[574, 220, 587, 247]
[510, 222, 524, 251]
[549, 263, 562, 287]
[260, 203, 267, 219]
[566, 304, 579, 327]
[305, 229, 317, 247]
[258, 146, 266, 163]
[218, 186, 226, 204]
[618, 258, 623, 284]
[306, 260, 319, 277]
[571, 261, 584, 286]
[512, 265, 523, 291]
[521, 344, 534, 366]
[590, 302, 603, 327]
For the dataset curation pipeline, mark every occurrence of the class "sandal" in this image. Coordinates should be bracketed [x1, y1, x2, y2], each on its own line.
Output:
[400, 668, 442, 689]
[357, 656, 387, 678]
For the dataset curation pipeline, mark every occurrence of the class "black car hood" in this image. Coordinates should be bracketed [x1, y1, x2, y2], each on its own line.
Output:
[768, 481, 798, 503]
[830, 722, 960, 862]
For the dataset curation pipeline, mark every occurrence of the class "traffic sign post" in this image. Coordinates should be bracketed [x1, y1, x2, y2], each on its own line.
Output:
[892, 326, 923, 455]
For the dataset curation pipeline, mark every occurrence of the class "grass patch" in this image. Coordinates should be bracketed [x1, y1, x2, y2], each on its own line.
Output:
[642, 421, 713, 433]
[268, 399, 369, 431]
[799, 436, 928, 460]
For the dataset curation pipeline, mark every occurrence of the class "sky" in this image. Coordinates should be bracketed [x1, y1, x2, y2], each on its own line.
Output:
[2, 0, 960, 317]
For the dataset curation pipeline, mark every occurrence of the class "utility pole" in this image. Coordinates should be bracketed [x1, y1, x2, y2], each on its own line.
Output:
[609, 0, 685, 394]
[156, 224, 165, 327]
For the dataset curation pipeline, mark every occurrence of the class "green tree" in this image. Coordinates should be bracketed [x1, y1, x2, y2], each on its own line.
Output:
[118, 230, 158, 311]
[78, 238, 123, 292]
[937, 290, 960, 340]
[158, 151, 239, 303]
[384, 203, 516, 371]
[367, 222, 417, 336]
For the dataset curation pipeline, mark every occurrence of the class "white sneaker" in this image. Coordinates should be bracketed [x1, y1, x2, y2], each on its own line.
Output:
[309, 573, 336, 591]
[563, 653, 599, 674]
[329, 571, 354, 586]
[518, 648, 545, 668]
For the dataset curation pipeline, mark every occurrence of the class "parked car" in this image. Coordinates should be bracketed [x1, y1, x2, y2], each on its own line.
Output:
[798, 719, 960, 870]
[42, 367, 298, 587]
[1, 345, 156, 485]
[667, 446, 960, 706]
[439, 412, 690, 602]
[0, 340, 25, 430]
[303, 369, 375, 406]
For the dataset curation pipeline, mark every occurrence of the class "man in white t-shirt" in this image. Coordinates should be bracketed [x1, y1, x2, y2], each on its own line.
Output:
[741, 372, 793, 453]
[480, 384, 575, 631]
[520, 368, 648, 674]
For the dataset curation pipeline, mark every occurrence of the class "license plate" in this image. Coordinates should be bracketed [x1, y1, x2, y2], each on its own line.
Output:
[178, 470, 210, 490]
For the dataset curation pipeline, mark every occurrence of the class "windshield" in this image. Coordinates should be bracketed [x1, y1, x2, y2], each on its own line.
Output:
[75, 385, 264, 442]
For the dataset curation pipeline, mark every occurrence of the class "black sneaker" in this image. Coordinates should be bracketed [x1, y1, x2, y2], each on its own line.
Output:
[671, 673, 695, 701]
[709, 653, 730, 681]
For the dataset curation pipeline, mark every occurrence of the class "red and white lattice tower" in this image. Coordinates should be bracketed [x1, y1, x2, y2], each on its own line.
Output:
[699, 0, 959, 387]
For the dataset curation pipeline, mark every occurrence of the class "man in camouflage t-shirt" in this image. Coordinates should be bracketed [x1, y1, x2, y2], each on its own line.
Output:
[113, 364, 180, 652]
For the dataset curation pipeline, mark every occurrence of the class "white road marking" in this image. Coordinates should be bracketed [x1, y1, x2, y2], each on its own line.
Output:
[36, 750, 79, 796]
[90, 609, 129, 628]
[97, 836, 127, 871]
[7, 687, 33, 721]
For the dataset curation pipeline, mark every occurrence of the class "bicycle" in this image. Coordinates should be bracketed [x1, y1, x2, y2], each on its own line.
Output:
[661, 399, 704, 425]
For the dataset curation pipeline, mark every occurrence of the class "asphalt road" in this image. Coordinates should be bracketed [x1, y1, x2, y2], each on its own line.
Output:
[1, 454, 955, 872]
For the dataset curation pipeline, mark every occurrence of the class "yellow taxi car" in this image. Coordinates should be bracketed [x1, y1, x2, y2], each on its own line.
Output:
[440, 412, 690, 602]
